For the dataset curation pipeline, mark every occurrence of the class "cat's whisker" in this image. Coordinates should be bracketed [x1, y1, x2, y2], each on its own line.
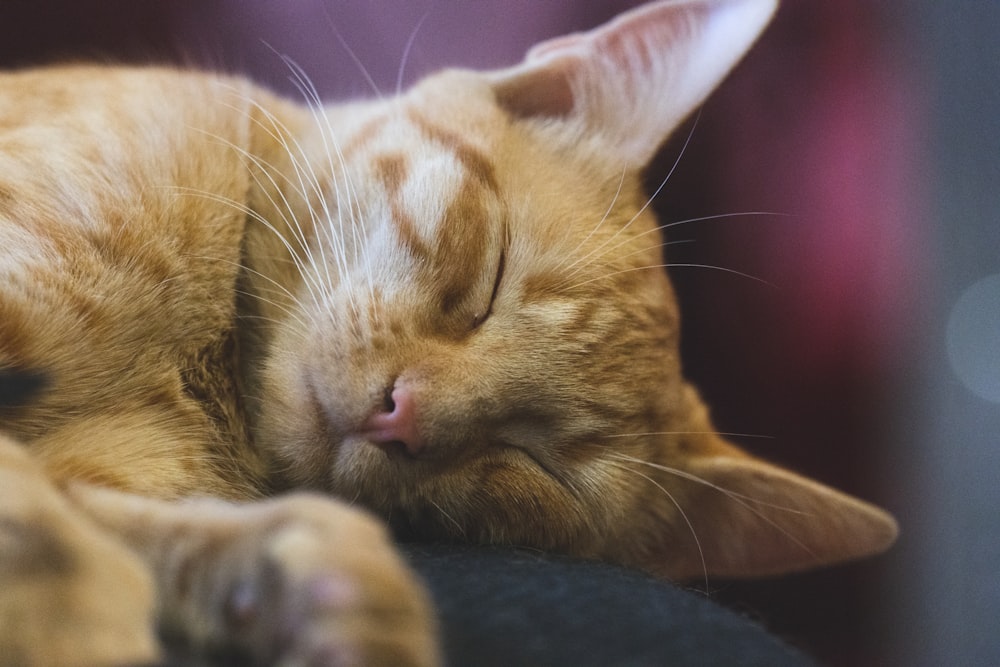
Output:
[227, 87, 350, 315]
[296, 67, 377, 323]
[598, 430, 774, 441]
[616, 455, 812, 517]
[275, 58, 348, 284]
[659, 210, 789, 232]
[666, 263, 772, 285]
[562, 262, 772, 293]
[561, 238, 692, 288]
[606, 453, 819, 558]
[396, 10, 432, 97]
[165, 185, 326, 313]
[182, 119, 328, 307]
[184, 250, 312, 316]
[624, 109, 701, 228]
[557, 166, 628, 275]
[429, 500, 466, 538]
[235, 292, 309, 331]
[568, 211, 782, 284]
[564, 111, 702, 283]
[604, 460, 709, 591]
[252, 76, 344, 314]
[274, 55, 375, 323]
[175, 245, 318, 331]
[317, 11, 384, 101]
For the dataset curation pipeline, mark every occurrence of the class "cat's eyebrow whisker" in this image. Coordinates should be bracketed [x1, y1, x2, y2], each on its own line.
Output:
[274, 59, 348, 269]
[659, 210, 790, 232]
[606, 452, 805, 514]
[569, 211, 783, 282]
[159, 179, 317, 325]
[315, 12, 384, 101]
[604, 459, 709, 591]
[183, 251, 311, 316]
[624, 108, 701, 229]
[558, 166, 628, 275]
[395, 10, 432, 97]
[563, 238, 692, 286]
[234, 290, 310, 331]
[565, 111, 702, 282]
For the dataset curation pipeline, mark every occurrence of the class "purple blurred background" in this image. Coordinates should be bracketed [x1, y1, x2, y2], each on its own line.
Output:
[3, 1, 998, 665]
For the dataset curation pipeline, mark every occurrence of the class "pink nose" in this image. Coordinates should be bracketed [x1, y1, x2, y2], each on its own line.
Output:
[359, 384, 424, 456]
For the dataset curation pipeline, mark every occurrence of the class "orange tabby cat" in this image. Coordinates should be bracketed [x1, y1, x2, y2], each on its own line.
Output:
[0, 0, 896, 665]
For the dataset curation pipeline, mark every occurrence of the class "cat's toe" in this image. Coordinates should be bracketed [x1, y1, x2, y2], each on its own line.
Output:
[224, 495, 439, 667]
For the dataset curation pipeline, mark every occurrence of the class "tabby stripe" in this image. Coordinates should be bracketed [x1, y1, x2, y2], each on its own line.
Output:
[373, 154, 432, 262]
[340, 115, 390, 160]
[405, 109, 498, 192]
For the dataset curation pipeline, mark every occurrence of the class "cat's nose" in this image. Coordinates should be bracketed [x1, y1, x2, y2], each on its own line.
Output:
[359, 382, 424, 456]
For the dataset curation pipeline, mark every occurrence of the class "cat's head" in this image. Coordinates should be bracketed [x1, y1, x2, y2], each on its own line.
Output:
[250, 0, 898, 580]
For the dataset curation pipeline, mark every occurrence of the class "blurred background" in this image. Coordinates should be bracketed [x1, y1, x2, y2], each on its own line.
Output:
[2, 1, 998, 665]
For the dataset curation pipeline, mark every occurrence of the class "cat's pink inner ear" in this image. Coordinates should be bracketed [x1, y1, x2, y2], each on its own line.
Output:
[492, 56, 577, 120]
[663, 455, 899, 580]
[489, 0, 779, 166]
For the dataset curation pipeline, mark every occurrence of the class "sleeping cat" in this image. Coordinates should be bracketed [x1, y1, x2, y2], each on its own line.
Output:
[0, 0, 897, 665]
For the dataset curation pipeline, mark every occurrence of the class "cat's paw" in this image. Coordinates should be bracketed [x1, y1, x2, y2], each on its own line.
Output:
[0, 438, 159, 667]
[206, 494, 439, 667]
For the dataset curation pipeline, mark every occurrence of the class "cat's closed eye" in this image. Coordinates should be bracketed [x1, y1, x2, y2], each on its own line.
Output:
[471, 248, 506, 330]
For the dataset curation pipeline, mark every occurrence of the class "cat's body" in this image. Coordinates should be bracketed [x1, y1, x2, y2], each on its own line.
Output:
[0, 1, 897, 665]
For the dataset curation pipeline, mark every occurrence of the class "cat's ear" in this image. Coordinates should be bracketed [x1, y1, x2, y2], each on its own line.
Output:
[635, 385, 899, 580]
[661, 452, 900, 580]
[489, 0, 778, 166]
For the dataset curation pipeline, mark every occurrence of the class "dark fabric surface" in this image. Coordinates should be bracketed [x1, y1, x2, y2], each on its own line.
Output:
[401, 543, 815, 667]
[0, 368, 48, 409]
[159, 542, 814, 666]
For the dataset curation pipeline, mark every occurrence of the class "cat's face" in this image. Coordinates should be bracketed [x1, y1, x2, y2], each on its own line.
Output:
[250, 0, 897, 579]
[257, 70, 684, 560]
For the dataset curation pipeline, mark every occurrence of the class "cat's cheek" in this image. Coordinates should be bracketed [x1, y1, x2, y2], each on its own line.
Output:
[254, 356, 335, 488]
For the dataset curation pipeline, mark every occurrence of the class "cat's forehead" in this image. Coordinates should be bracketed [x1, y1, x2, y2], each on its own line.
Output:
[332, 84, 507, 238]
[338, 71, 500, 152]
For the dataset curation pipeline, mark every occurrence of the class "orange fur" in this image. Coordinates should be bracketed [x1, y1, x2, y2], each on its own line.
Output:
[0, 1, 895, 664]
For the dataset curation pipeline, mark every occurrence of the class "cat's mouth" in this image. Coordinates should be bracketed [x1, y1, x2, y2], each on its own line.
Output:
[369, 439, 419, 460]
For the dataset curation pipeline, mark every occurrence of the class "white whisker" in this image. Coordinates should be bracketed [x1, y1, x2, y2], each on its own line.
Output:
[573, 211, 783, 281]
[318, 10, 383, 100]
[272, 51, 375, 322]
[607, 453, 818, 561]
[565, 111, 702, 283]
[182, 110, 331, 309]
[165, 183, 325, 312]
[606, 459, 709, 590]
[609, 453, 810, 516]
[396, 10, 432, 97]
[562, 262, 772, 292]
[558, 166, 628, 275]
[429, 500, 466, 537]
[598, 430, 774, 441]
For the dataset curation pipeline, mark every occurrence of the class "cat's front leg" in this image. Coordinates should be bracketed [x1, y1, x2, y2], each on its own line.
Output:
[0, 435, 159, 667]
[72, 487, 440, 667]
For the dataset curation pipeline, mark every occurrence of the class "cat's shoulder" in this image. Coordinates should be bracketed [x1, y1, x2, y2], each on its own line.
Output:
[0, 63, 250, 96]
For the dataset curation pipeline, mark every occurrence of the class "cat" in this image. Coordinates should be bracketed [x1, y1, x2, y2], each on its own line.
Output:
[0, 0, 898, 665]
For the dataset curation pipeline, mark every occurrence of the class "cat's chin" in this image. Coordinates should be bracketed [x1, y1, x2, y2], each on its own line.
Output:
[324, 439, 601, 551]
